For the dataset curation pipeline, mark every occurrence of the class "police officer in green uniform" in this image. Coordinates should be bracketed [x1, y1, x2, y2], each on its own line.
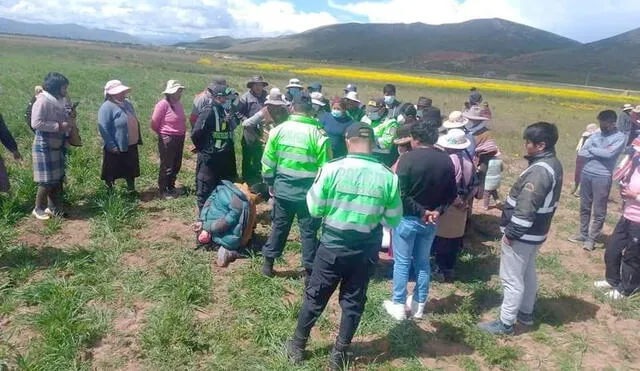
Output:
[261, 92, 332, 279]
[285, 122, 402, 371]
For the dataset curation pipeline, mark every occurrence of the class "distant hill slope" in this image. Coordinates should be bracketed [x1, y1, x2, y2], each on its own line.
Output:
[507, 27, 640, 80]
[0, 17, 140, 44]
[179, 18, 579, 63]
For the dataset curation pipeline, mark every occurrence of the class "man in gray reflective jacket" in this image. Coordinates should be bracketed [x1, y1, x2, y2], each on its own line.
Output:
[479, 122, 563, 335]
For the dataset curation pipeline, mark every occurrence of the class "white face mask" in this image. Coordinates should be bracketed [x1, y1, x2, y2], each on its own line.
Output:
[397, 115, 406, 125]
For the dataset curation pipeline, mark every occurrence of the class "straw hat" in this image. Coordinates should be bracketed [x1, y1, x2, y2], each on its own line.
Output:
[442, 111, 469, 129]
[462, 105, 489, 121]
[104, 80, 131, 98]
[437, 128, 471, 150]
[265, 90, 287, 106]
[162, 80, 185, 95]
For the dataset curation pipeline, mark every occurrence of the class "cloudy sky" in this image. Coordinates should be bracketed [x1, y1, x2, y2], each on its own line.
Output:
[0, 0, 638, 43]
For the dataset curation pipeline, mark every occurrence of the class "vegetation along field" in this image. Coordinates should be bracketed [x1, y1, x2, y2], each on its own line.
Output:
[1, 35, 639, 370]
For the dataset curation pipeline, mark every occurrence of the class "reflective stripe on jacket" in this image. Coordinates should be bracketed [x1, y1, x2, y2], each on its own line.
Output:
[262, 114, 331, 202]
[500, 151, 563, 244]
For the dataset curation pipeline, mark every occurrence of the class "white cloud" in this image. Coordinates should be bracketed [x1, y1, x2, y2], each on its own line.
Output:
[328, 0, 640, 43]
[328, 0, 525, 26]
[0, 0, 338, 42]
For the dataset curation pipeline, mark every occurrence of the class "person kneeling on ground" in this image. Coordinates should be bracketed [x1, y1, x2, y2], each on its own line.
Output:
[479, 122, 563, 335]
[594, 138, 640, 299]
[195, 181, 257, 267]
[285, 122, 402, 371]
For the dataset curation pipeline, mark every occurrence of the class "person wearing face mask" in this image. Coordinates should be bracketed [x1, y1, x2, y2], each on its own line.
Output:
[319, 97, 354, 158]
[191, 84, 238, 211]
[362, 98, 399, 167]
[261, 92, 331, 280]
[98, 79, 142, 195]
[416, 96, 432, 120]
[382, 84, 402, 119]
[396, 103, 417, 127]
[285, 78, 304, 102]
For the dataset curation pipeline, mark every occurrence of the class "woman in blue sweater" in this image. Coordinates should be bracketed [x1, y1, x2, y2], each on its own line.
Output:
[319, 97, 353, 158]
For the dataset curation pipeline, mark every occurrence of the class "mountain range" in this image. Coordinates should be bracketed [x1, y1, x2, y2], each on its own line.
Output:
[178, 18, 640, 88]
[1, 17, 638, 88]
[0, 17, 140, 44]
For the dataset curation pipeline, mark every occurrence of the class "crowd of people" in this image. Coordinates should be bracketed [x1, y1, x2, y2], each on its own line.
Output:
[0, 71, 639, 370]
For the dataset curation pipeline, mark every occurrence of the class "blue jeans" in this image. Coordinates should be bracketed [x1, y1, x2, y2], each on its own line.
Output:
[392, 216, 437, 304]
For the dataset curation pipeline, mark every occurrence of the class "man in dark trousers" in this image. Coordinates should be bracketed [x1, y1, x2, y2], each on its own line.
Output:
[261, 93, 331, 279]
[237, 76, 269, 186]
[191, 84, 237, 211]
[285, 122, 402, 371]
[569, 110, 625, 251]
[479, 122, 563, 335]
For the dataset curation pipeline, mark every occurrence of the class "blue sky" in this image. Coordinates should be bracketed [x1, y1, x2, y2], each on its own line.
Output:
[1, 0, 638, 43]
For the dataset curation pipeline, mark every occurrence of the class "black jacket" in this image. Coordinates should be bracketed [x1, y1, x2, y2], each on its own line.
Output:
[191, 103, 234, 155]
[500, 150, 563, 244]
[0, 114, 18, 153]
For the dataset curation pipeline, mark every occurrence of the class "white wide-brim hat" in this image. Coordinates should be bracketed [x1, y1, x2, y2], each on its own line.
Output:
[162, 80, 185, 95]
[344, 91, 361, 103]
[104, 80, 131, 98]
[286, 78, 303, 89]
[310, 92, 325, 106]
[437, 128, 471, 150]
[443, 110, 469, 129]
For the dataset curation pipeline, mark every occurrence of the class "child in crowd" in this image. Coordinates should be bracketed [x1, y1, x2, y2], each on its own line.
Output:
[571, 123, 599, 196]
[483, 151, 503, 210]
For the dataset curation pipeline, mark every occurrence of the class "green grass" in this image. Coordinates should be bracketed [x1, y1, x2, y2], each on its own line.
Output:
[1, 35, 639, 370]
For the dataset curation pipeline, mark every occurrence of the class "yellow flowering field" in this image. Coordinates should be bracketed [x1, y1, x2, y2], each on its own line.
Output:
[291, 67, 636, 103]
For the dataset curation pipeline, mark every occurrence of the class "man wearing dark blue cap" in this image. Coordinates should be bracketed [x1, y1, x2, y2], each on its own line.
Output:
[191, 84, 238, 211]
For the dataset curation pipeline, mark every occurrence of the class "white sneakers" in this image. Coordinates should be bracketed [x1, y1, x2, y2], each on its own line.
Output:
[605, 289, 625, 300]
[593, 280, 613, 289]
[593, 280, 626, 300]
[383, 295, 426, 320]
[406, 295, 425, 319]
[383, 300, 406, 320]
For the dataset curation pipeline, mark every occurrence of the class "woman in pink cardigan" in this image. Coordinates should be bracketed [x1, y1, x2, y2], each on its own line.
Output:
[151, 80, 187, 198]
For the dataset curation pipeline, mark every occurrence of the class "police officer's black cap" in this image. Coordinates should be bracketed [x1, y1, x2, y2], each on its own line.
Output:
[345, 122, 374, 140]
[308, 82, 322, 91]
[207, 84, 233, 97]
[211, 76, 227, 86]
[292, 92, 312, 111]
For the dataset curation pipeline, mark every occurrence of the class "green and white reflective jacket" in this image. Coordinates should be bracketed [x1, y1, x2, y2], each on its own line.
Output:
[262, 114, 331, 202]
[362, 115, 398, 154]
[307, 154, 402, 250]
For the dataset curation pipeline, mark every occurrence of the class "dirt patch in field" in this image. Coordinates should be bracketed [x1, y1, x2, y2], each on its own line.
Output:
[133, 212, 194, 245]
[91, 301, 151, 370]
[15, 218, 91, 249]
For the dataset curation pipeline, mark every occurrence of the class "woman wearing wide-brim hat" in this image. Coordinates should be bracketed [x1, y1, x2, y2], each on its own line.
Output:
[98, 79, 143, 193]
[151, 80, 187, 198]
[432, 129, 476, 282]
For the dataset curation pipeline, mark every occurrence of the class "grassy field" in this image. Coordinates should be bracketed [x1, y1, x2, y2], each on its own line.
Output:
[1, 35, 639, 370]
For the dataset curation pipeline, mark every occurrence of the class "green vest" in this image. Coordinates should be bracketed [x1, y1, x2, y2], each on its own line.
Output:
[362, 115, 398, 154]
[262, 114, 331, 202]
[307, 154, 402, 249]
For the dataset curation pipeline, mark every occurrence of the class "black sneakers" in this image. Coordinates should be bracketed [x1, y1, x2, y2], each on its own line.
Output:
[284, 337, 306, 365]
[262, 258, 275, 277]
